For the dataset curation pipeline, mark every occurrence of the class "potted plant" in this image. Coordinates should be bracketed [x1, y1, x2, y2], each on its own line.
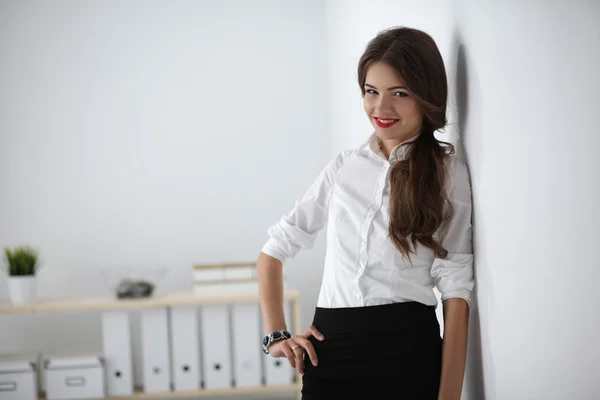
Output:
[3, 246, 40, 304]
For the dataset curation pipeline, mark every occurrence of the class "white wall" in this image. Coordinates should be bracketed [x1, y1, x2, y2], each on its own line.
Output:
[327, 0, 600, 399]
[0, 0, 330, 388]
[454, 1, 600, 399]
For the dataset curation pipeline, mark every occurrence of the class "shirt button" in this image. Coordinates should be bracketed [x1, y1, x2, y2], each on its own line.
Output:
[361, 240, 366, 248]
[356, 294, 362, 300]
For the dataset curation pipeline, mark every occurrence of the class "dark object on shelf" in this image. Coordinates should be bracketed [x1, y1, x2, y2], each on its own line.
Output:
[115, 279, 155, 299]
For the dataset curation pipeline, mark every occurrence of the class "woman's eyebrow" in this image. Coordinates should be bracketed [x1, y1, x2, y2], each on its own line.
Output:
[365, 83, 407, 90]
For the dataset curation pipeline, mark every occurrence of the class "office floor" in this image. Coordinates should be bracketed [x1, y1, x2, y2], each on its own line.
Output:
[151, 394, 297, 400]
[233, 396, 296, 400]
[220, 395, 297, 400]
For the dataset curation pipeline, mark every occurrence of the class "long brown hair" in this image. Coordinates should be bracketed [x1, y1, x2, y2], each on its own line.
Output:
[358, 26, 454, 260]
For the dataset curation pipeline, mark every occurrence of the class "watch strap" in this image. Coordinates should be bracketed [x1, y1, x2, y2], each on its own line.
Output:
[262, 330, 292, 354]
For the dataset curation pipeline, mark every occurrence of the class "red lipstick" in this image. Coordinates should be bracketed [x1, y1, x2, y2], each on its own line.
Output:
[374, 117, 399, 128]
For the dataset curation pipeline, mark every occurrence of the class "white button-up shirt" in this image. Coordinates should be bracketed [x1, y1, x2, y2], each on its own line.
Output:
[262, 133, 475, 308]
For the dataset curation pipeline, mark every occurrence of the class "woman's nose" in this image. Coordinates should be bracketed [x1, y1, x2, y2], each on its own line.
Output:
[375, 96, 392, 113]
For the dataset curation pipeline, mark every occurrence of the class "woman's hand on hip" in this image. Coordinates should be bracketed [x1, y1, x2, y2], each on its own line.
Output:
[268, 325, 325, 374]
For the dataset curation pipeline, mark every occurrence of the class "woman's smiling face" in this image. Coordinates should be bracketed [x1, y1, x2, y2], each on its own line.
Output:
[363, 61, 423, 147]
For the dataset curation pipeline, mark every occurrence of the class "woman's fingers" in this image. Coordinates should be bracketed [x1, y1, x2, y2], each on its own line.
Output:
[293, 335, 319, 367]
[274, 326, 324, 374]
[289, 342, 305, 374]
[280, 342, 296, 368]
[303, 325, 325, 341]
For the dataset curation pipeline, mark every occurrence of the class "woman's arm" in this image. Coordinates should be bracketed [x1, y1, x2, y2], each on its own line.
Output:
[258, 151, 348, 338]
[257, 251, 286, 333]
[438, 298, 469, 400]
[431, 156, 475, 399]
[257, 251, 323, 374]
[257, 152, 349, 368]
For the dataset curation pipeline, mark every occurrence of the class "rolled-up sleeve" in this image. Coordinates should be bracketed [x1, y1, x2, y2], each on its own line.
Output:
[430, 156, 475, 307]
[261, 151, 347, 263]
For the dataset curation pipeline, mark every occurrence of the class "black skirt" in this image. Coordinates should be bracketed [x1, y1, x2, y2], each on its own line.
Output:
[301, 302, 442, 399]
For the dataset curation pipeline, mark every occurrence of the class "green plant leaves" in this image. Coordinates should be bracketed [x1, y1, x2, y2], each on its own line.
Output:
[3, 246, 39, 276]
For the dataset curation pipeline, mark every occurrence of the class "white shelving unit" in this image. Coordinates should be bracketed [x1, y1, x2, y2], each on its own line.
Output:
[0, 284, 302, 400]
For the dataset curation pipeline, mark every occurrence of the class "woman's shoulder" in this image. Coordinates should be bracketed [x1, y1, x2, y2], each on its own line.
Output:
[444, 152, 468, 173]
[444, 153, 472, 193]
[327, 148, 360, 171]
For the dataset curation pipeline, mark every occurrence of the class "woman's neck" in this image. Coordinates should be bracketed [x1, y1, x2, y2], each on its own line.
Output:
[378, 132, 421, 159]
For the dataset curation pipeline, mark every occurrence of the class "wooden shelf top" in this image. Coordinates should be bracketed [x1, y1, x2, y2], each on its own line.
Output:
[0, 285, 298, 315]
[193, 261, 256, 270]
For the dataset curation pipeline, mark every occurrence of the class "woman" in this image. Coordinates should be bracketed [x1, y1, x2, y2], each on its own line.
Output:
[257, 26, 474, 399]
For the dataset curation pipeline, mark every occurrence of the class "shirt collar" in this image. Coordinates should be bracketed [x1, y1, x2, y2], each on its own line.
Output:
[362, 132, 421, 164]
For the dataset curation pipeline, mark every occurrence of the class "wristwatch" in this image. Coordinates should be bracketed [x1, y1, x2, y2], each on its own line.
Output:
[262, 330, 292, 354]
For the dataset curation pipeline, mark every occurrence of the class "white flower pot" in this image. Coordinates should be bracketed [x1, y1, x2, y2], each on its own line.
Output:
[8, 276, 37, 305]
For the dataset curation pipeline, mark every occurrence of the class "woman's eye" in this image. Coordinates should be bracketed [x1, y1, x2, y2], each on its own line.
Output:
[366, 89, 377, 95]
[394, 92, 408, 97]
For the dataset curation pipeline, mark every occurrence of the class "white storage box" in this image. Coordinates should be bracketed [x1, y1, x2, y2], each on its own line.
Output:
[44, 355, 106, 400]
[0, 353, 40, 400]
